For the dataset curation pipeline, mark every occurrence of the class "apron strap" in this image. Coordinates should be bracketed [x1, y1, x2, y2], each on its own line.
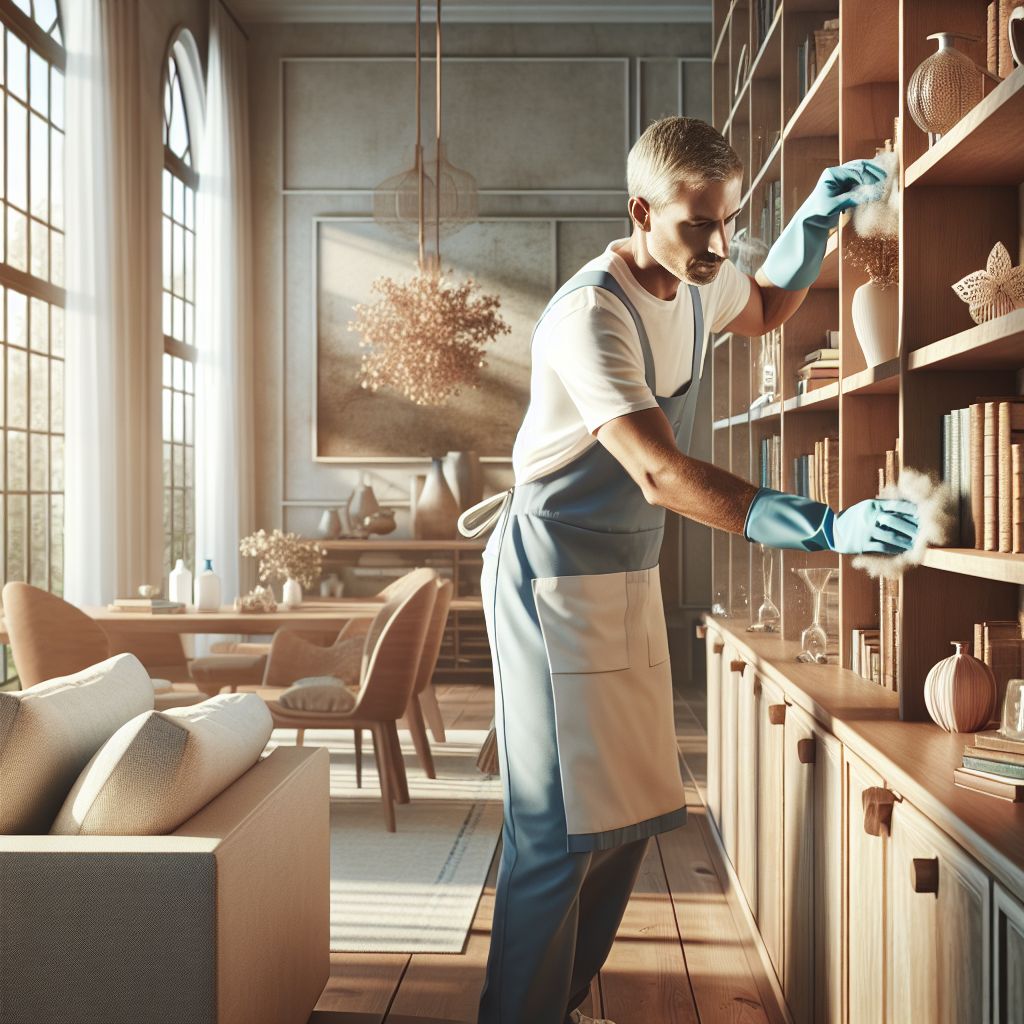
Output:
[668, 283, 705, 453]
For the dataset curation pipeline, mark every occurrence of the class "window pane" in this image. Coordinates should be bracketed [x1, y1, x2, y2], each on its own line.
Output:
[7, 429, 26, 489]
[35, 0, 59, 34]
[29, 298, 46, 352]
[7, 348, 26, 428]
[50, 304, 62, 356]
[6, 97, 26, 211]
[30, 218, 47, 279]
[0, 100, 5, 199]
[173, 353, 184, 391]
[185, 186, 194, 230]
[173, 175, 184, 226]
[7, 209, 26, 271]
[162, 215, 172, 290]
[50, 495, 63, 596]
[162, 383, 171, 438]
[8, 290, 26, 348]
[50, 68, 63, 129]
[173, 222, 183, 293]
[30, 113, 47, 220]
[29, 430, 47, 491]
[163, 441, 171, 487]
[184, 230, 193, 302]
[184, 393, 193, 444]
[49, 227, 61, 286]
[8, 493, 26, 582]
[162, 291, 171, 337]
[50, 128, 62, 228]
[173, 389, 184, 443]
[184, 301, 193, 346]
[168, 72, 189, 160]
[173, 296, 184, 341]
[29, 50, 47, 117]
[29, 353, 47, 431]
[29, 493, 46, 586]
[50, 433, 63, 491]
[7, 33, 26, 102]
[50, 357, 62, 432]
[162, 168, 172, 215]
[173, 442, 184, 490]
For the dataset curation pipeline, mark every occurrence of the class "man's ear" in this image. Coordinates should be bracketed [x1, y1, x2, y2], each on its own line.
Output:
[628, 196, 652, 231]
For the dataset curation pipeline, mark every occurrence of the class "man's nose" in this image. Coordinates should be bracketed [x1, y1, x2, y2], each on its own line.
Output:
[708, 221, 730, 259]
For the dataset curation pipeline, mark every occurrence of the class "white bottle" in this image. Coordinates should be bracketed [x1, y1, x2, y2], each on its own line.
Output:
[169, 558, 192, 605]
[195, 558, 222, 612]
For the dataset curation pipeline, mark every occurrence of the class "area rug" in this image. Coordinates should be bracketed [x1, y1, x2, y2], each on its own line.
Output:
[266, 727, 503, 953]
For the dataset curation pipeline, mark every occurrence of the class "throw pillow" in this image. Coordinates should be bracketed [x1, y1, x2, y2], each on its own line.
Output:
[0, 653, 154, 834]
[278, 676, 357, 713]
[50, 692, 273, 836]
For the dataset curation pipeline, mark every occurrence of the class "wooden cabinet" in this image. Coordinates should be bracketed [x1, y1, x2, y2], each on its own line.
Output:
[706, 629, 723, 829]
[887, 800, 990, 1024]
[994, 883, 1024, 1024]
[736, 663, 759, 917]
[721, 647, 740, 867]
[757, 675, 785, 979]
[846, 749, 887, 1024]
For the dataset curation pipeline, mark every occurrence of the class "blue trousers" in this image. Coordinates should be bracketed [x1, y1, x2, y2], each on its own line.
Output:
[478, 540, 650, 1024]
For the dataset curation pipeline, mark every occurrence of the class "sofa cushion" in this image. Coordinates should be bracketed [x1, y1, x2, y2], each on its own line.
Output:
[0, 653, 155, 835]
[278, 676, 357, 714]
[50, 692, 274, 836]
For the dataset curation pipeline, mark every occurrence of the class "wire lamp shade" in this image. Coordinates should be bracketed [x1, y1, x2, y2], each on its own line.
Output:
[373, 141, 478, 243]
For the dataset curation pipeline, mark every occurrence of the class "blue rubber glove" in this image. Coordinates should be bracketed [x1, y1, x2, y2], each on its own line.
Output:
[744, 489, 919, 555]
[760, 159, 887, 290]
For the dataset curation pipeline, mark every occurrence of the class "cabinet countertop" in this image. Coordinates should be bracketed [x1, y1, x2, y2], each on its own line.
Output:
[705, 615, 1024, 905]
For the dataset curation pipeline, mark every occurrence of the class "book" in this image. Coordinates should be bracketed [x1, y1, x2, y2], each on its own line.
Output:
[803, 348, 840, 363]
[824, 436, 839, 511]
[963, 755, 1024, 780]
[953, 767, 1024, 802]
[1014, 443, 1022, 553]
[963, 744, 1024, 768]
[797, 377, 836, 395]
[998, 402, 1024, 551]
[960, 407, 973, 548]
[971, 403, 984, 549]
[797, 365, 840, 379]
[825, 330, 840, 349]
[974, 730, 1024, 754]
[950, 411, 961, 545]
[108, 599, 186, 614]
[984, 402, 998, 550]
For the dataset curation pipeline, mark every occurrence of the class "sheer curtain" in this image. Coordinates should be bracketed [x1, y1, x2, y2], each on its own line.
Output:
[64, 0, 160, 607]
[195, 0, 256, 605]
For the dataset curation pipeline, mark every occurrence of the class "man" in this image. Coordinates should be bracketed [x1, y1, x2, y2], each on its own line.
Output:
[473, 118, 917, 1024]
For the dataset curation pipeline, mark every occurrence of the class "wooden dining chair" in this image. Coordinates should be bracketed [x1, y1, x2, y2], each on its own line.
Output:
[260, 568, 438, 831]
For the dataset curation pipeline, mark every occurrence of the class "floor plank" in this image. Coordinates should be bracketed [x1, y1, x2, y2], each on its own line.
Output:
[598, 842, 700, 1024]
[657, 822, 771, 1024]
[313, 953, 409, 1019]
[385, 890, 493, 1023]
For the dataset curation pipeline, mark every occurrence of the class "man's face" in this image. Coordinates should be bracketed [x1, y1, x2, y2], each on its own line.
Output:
[644, 174, 743, 286]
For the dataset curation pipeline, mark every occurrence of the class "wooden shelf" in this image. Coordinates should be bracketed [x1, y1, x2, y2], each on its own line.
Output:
[905, 67, 1024, 188]
[922, 548, 1024, 585]
[748, 401, 780, 422]
[783, 381, 839, 412]
[811, 230, 839, 289]
[712, 0, 735, 63]
[907, 309, 1024, 372]
[842, 358, 899, 395]
[748, 6, 781, 82]
[741, 140, 781, 210]
[713, 331, 734, 350]
[713, 418, 730, 431]
[783, 42, 839, 141]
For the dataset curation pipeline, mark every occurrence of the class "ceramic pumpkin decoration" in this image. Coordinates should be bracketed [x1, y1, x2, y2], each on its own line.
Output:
[924, 641, 997, 733]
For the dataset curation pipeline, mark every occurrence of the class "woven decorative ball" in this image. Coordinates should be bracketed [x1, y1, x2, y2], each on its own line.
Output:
[924, 641, 997, 733]
[907, 33, 982, 137]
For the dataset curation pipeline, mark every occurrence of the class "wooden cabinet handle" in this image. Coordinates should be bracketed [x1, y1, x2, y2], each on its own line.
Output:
[862, 787, 897, 837]
[797, 737, 816, 764]
[713, 642, 725, 655]
[768, 704, 787, 725]
[912, 858, 939, 895]
[696, 625, 707, 639]
[730, 660, 746, 673]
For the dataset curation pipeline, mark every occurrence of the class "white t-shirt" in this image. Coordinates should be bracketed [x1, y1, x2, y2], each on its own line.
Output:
[512, 240, 752, 484]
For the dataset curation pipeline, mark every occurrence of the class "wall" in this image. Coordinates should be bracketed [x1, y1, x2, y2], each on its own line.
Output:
[245, 14, 715, 686]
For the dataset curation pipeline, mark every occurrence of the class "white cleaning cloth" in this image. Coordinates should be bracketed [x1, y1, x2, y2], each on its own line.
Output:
[852, 467, 957, 580]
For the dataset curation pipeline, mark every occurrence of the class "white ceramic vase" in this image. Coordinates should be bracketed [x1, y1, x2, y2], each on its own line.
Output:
[924, 641, 997, 733]
[851, 280, 899, 367]
[194, 559, 222, 612]
[282, 578, 303, 609]
[414, 458, 460, 540]
[443, 451, 483, 512]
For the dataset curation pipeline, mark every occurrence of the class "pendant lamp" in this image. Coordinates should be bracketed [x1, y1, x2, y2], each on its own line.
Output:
[372, 0, 478, 264]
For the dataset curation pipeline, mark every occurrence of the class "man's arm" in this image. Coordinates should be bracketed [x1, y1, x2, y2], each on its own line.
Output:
[594, 406, 759, 534]
[723, 269, 808, 337]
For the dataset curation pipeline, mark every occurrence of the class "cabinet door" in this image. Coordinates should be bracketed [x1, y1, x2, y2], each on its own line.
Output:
[783, 704, 815, 1024]
[888, 799, 991, 1024]
[811, 720, 843, 1024]
[757, 676, 785, 979]
[706, 629, 723, 829]
[736, 665, 759, 917]
[721, 647, 740, 867]
[994, 883, 1024, 1024]
[846, 749, 886, 1024]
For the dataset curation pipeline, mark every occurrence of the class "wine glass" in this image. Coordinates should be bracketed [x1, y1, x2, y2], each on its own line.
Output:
[748, 544, 779, 632]
[794, 567, 836, 663]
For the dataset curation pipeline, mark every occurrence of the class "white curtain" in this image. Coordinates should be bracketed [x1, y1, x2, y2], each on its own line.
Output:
[195, 0, 256, 604]
[64, 0, 160, 607]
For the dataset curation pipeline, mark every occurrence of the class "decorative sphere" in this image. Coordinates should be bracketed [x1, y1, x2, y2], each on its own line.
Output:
[924, 641, 997, 733]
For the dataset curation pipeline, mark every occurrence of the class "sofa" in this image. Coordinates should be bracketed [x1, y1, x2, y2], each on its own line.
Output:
[0, 654, 330, 1024]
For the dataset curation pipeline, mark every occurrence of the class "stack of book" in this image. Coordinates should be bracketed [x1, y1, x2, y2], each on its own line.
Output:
[106, 599, 186, 614]
[956, 731, 1024, 802]
[850, 629, 882, 685]
[760, 181, 781, 248]
[940, 399, 1024, 550]
[796, 344, 839, 395]
[759, 433, 781, 490]
[792, 435, 839, 510]
[752, 0, 779, 51]
[796, 17, 839, 102]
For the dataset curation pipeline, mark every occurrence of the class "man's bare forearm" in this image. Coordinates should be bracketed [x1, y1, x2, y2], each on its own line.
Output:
[595, 406, 760, 534]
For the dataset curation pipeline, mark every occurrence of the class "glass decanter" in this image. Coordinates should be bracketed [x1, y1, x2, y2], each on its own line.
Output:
[752, 329, 780, 409]
[794, 566, 836, 663]
[747, 544, 779, 632]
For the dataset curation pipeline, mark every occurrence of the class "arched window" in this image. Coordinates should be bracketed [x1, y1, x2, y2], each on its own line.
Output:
[162, 41, 200, 585]
[0, 0, 65, 686]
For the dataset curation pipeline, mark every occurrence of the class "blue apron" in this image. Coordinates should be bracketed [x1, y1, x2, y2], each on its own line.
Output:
[483, 270, 704, 851]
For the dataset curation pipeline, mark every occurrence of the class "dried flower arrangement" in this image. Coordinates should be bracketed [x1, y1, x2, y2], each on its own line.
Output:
[237, 585, 278, 614]
[952, 242, 1024, 325]
[846, 147, 900, 286]
[349, 268, 511, 407]
[239, 529, 325, 589]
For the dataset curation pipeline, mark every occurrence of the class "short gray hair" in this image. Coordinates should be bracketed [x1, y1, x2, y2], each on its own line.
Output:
[627, 117, 743, 210]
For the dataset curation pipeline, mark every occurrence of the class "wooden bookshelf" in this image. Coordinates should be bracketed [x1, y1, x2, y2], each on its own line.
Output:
[710, 0, 1024, 722]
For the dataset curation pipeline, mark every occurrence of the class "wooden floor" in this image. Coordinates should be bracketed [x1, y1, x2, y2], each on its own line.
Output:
[309, 685, 784, 1024]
